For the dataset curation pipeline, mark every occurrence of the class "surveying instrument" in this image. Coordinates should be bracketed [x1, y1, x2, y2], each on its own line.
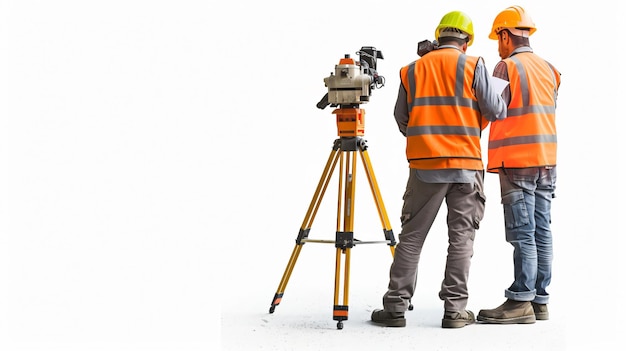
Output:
[268, 47, 397, 329]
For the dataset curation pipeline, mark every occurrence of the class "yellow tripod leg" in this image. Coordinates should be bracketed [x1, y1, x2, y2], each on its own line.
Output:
[269, 142, 341, 313]
[332, 149, 357, 329]
[359, 148, 397, 255]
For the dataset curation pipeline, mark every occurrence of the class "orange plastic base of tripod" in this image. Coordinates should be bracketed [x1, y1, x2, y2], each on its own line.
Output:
[334, 108, 365, 137]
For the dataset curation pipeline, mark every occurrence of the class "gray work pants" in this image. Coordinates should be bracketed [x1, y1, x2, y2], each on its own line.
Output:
[383, 169, 485, 313]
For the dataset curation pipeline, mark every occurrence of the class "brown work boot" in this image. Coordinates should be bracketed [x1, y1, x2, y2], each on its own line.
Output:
[477, 299, 536, 324]
[442, 310, 475, 328]
[371, 309, 406, 327]
[531, 302, 549, 320]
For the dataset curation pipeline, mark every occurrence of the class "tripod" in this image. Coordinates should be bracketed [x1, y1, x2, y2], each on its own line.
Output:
[268, 107, 397, 329]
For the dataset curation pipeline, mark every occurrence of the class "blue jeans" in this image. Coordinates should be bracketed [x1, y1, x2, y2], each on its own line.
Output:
[499, 167, 556, 304]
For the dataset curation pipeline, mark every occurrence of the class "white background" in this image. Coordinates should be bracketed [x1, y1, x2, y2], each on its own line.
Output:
[1, 1, 623, 350]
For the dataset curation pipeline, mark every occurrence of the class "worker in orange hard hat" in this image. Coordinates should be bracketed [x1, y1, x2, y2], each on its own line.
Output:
[371, 10, 506, 329]
[477, 5, 562, 325]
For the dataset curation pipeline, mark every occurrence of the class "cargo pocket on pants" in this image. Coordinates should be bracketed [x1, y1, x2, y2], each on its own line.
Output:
[501, 190, 530, 229]
[400, 187, 414, 226]
[473, 190, 486, 229]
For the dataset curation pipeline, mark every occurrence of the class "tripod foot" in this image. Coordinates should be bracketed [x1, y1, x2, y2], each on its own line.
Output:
[333, 305, 348, 330]
[269, 293, 283, 314]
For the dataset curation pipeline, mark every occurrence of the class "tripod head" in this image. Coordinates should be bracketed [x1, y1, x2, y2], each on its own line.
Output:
[316, 47, 385, 137]
[316, 46, 385, 110]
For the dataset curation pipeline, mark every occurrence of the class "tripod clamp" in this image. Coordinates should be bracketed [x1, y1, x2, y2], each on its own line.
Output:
[334, 136, 368, 153]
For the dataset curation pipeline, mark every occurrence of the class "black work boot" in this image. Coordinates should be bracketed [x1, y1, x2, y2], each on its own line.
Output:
[477, 299, 536, 324]
[442, 310, 475, 328]
[371, 309, 406, 327]
[531, 302, 549, 320]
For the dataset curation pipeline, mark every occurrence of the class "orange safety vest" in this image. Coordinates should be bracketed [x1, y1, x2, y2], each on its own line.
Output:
[487, 52, 560, 172]
[401, 49, 484, 170]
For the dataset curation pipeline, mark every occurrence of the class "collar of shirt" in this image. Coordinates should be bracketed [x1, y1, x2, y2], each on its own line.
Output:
[510, 46, 533, 56]
[438, 45, 464, 53]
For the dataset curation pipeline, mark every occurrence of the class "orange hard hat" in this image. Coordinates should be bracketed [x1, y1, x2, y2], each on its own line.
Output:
[489, 5, 536, 40]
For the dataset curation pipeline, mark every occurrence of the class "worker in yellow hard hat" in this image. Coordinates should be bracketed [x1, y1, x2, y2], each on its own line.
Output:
[371, 10, 507, 329]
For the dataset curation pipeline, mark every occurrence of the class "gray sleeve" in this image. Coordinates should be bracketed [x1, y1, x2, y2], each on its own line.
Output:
[393, 83, 409, 136]
[473, 58, 507, 122]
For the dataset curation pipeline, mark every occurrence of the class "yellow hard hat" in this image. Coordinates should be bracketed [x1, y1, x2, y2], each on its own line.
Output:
[435, 11, 474, 46]
[489, 5, 536, 40]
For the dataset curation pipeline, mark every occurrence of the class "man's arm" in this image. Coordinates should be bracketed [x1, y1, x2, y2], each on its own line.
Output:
[474, 58, 507, 122]
[492, 60, 511, 105]
[393, 83, 409, 136]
